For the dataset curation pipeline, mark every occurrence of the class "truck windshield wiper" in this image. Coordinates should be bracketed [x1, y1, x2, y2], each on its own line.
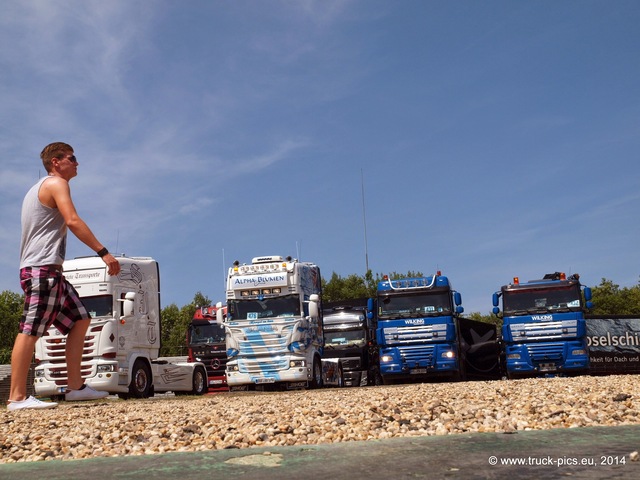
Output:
[393, 312, 417, 318]
[551, 307, 571, 313]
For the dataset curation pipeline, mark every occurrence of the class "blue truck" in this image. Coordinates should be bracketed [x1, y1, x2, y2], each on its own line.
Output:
[492, 272, 593, 379]
[376, 272, 499, 384]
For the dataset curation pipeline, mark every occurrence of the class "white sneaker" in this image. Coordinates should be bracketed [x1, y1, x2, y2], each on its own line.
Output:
[7, 396, 58, 411]
[65, 384, 109, 401]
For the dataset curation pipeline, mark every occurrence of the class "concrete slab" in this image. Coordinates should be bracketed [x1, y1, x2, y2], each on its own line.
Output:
[1, 425, 639, 479]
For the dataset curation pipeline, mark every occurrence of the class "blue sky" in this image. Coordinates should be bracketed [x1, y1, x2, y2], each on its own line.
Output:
[1, 1, 639, 314]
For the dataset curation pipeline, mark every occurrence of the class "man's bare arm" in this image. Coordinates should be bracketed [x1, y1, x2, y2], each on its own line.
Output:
[44, 177, 121, 275]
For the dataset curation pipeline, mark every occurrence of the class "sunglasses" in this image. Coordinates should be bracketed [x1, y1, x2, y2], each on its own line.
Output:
[59, 155, 78, 164]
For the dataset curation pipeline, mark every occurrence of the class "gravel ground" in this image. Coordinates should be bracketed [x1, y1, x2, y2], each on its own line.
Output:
[1, 375, 639, 463]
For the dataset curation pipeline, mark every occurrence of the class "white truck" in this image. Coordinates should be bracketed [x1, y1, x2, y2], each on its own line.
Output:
[224, 255, 334, 390]
[33, 256, 208, 399]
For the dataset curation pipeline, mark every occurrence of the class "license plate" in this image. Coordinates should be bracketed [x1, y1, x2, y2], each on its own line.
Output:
[410, 368, 427, 374]
[287, 382, 308, 389]
[254, 377, 276, 384]
[539, 363, 556, 372]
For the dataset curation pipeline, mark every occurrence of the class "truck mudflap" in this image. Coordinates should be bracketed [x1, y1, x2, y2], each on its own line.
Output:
[321, 358, 344, 387]
[457, 318, 502, 380]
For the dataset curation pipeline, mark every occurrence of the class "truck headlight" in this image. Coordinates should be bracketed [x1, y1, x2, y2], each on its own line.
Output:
[35, 370, 45, 378]
[97, 364, 117, 373]
[571, 349, 586, 356]
[380, 355, 393, 363]
[442, 351, 455, 359]
[507, 353, 521, 360]
[290, 360, 305, 367]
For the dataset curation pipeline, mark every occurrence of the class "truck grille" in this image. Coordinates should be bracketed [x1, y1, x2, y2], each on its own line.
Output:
[527, 343, 565, 361]
[383, 324, 447, 344]
[510, 320, 578, 342]
[340, 357, 362, 370]
[40, 331, 99, 385]
[237, 335, 288, 355]
[196, 354, 228, 376]
[237, 357, 290, 374]
[399, 345, 436, 367]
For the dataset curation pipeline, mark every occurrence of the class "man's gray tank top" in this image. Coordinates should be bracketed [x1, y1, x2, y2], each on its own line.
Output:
[20, 176, 67, 269]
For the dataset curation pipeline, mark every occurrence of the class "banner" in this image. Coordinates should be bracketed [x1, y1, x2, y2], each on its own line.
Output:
[586, 317, 640, 374]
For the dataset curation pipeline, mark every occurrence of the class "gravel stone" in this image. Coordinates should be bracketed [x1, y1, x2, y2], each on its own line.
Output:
[1, 375, 640, 463]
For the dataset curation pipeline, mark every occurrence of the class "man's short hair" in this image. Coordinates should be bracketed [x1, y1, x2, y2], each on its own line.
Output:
[41, 142, 74, 173]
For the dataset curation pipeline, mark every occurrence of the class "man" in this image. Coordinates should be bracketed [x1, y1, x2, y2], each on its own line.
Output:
[7, 142, 121, 411]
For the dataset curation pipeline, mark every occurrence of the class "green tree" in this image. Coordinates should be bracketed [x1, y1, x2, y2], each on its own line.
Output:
[192, 291, 212, 308]
[386, 270, 424, 280]
[322, 272, 371, 303]
[321, 270, 429, 303]
[160, 303, 182, 356]
[466, 311, 501, 328]
[160, 292, 212, 356]
[0, 290, 23, 363]
[590, 278, 640, 315]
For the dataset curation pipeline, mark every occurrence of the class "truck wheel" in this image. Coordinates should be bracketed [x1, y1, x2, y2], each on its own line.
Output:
[381, 375, 394, 386]
[336, 363, 344, 388]
[370, 368, 383, 386]
[191, 367, 208, 395]
[454, 355, 467, 382]
[128, 359, 152, 398]
[310, 356, 323, 389]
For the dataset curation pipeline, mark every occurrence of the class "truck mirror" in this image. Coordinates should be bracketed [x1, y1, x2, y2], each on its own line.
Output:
[120, 292, 136, 318]
[584, 287, 592, 302]
[586, 301, 594, 309]
[216, 301, 224, 323]
[492, 293, 500, 307]
[367, 298, 374, 312]
[453, 292, 462, 306]
[456, 306, 464, 314]
[492, 306, 500, 315]
[308, 294, 320, 318]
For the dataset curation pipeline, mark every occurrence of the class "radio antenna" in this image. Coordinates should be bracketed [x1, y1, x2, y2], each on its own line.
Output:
[222, 248, 226, 293]
[361, 169, 370, 273]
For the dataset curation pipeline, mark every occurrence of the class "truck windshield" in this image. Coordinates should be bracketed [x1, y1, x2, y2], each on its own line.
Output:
[229, 294, 301, 320]
[503, 285, 582, 314]
[377, 291, 452, 319]
[82, 295, 113, 317]
[188, 323, 226, 345]
[324, 329, 366, 348]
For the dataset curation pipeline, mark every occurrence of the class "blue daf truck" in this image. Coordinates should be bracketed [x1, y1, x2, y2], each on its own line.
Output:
[492, 272, 593, 379]
[376, 272, 499, 384]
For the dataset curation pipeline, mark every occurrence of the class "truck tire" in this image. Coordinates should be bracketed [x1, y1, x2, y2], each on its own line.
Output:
[453, 354, 467, 382]
[369, 367, 383, 386]
[128, 359, 152, 398]
[310, 356, 323, 389]
[335, 362, 344, 388]
[381, 375, 395, 386]
[191, 366, 208, 395]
